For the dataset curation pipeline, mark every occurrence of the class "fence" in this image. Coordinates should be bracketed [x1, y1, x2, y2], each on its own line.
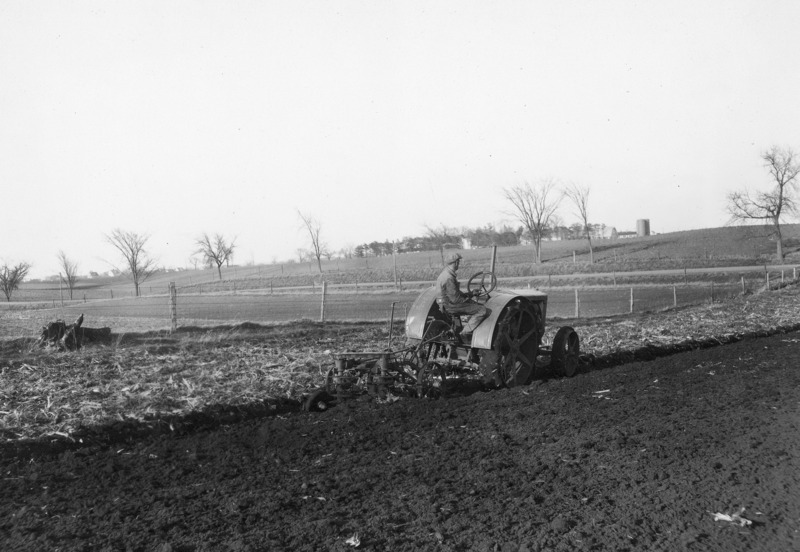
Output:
[20, 268, 796, 332]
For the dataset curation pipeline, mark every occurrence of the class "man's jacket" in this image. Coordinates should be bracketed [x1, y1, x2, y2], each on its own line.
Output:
[436, 265, 467, 306]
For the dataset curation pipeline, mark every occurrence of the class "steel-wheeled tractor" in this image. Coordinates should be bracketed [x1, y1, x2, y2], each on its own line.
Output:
[303, 271, 580, 410]
[405, 271, 579, 397]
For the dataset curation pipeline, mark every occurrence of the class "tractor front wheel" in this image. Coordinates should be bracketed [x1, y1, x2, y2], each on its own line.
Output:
[551, 326, 580, 377]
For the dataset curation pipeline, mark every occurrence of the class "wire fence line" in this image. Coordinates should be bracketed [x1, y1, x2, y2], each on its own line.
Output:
[20, 268, 795, 332]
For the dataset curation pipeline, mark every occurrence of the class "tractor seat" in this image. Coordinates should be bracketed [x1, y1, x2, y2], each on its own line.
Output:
[436, 299, 464, 336]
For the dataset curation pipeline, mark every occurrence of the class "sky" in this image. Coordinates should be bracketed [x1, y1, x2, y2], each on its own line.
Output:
[2, 1, 800, 279]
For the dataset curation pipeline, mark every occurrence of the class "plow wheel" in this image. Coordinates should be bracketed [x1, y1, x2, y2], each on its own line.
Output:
[304, 388, 335, 412]
[551, 326, 580, 377]
[304, 367, 337, 411]
[416, 361, 447, 399]
[394, 359, 421, 389]
[370, 359, 419, 398]
[486, 301, 542, 387]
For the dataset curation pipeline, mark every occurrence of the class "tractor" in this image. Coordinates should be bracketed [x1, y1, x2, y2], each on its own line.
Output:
[405, 271, 579, 397]
[303, 270, 580, 411]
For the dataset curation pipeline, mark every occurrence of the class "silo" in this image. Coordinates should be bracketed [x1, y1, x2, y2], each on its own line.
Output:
[636, 219, 650, 237]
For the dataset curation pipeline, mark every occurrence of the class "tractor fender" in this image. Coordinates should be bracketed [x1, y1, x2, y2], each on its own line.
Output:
[405, 287, 440, 340]
[470, 292, 543, 350]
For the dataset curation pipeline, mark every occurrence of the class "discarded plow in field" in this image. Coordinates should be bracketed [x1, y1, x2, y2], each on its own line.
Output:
[33, 314, 112, 352]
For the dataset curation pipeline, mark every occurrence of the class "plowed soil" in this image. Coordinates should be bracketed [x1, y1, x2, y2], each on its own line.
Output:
[3, 332, 800, 552]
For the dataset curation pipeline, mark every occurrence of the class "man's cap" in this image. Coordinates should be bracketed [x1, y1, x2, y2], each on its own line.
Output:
[445, 252, 462, 265]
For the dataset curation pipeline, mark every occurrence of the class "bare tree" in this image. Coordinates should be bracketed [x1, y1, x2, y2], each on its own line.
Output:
[728, 146, 800, 260]
[564, 183, 594, 263]
[57, 250, 79, 299]
[424, 224, 461, 265]
[195, 233, 237, 280]
[0, 262, 31, 301]
[504, 179, 563, 263]
[298, 211, 325, 273]
[105, 229, 159, 297]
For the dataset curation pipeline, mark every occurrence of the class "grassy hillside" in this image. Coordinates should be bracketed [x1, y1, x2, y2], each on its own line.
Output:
[14, 224, 800, 303]
[149, 223, 800, 287]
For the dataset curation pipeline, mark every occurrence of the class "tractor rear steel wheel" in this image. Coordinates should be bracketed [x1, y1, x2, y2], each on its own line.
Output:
[490, 301, 542, 387]
[423, 319, 451, 341]
[478, 349, 502, 387]
[551, 326, 580, 377]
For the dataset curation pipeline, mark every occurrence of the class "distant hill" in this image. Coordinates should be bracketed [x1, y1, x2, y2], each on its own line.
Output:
[15, 224, 800, 303]
[101, 223, 800, 287]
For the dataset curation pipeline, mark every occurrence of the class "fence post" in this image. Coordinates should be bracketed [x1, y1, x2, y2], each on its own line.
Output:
[630, 287, 634, 313]
[741, 276, 745, 294]
[673, 286, 677, 308]
[393, 250, 398, 290]
[574, 289, 580, 318]
[766, 272, 770, 290]
[490, 245, 497, 274]
[169, 282, 177, 332]
[710, 282, 714, 303]
[573, 251, 576, 264]
[320, 281, 327, 322]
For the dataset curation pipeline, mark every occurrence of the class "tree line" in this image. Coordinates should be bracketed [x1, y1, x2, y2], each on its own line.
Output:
[0, 230, 237, 302]
[348, 221, 613, 259]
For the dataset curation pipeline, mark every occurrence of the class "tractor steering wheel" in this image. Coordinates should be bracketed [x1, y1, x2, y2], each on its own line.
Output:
[467, 271, 497, 299]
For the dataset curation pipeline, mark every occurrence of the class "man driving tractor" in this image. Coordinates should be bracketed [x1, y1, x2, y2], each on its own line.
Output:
[436, 252, 490, 340]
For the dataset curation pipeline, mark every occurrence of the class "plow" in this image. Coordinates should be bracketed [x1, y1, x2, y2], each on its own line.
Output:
[304, 270, 580, 411]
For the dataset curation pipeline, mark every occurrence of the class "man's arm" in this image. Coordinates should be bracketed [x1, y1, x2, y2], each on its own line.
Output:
[443, 275, 467, 303]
